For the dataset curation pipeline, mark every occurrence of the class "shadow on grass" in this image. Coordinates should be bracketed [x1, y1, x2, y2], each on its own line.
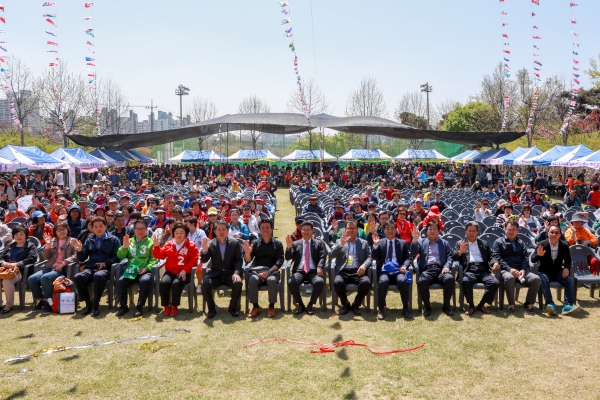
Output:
[16, 333, 34, 339]
[5, 358, 30, 366]
[330, 321, 342, 330]
[74, 331, 83, 337]
[67, 386, 77, 394]
[337, 348, 348, 360]
[60, 354, 80, 362]
[343, 390, 356, 400]
[340, 366, 351, 378]
[4, 389, 26, 400]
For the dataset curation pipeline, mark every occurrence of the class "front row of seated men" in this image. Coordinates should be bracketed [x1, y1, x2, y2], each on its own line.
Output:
[67, 216, 580, 319]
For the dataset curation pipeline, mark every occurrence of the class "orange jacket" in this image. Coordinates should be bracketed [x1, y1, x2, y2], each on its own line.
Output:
[565, 227, 598, 246]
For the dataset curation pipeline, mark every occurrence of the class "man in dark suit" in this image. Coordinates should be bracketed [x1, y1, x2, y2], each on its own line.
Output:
[200, 220, 244, 318]
[532, 226, 581, 316]
[372, 221, 411, 320]
[453, 221, 500, 316]
[330, 220, 372, 316]
[410, 221, 455, 317]
[285, 221, 327, 316]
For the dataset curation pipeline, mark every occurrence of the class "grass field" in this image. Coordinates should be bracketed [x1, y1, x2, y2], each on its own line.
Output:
[1, 188, 600, 399]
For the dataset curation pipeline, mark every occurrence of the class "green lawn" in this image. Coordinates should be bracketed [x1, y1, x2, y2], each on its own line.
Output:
[1, 188, 599, 399]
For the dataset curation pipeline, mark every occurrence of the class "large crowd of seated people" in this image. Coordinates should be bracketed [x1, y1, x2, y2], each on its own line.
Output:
[0, 161, 596, 321]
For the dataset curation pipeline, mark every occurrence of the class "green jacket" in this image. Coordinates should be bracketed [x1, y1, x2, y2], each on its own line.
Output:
[332, 227, 367, 243]
[117, 236, 158, 272]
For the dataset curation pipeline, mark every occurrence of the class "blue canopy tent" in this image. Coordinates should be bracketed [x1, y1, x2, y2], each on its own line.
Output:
[495, 146, 543, 165]
[338, 149, 392, 161]
[282, 150, 337, 161]
[227, 149, 280, 162]
[0, 145, 69, 170]
[168, 150, 226, 163]
[395, 149, 448, 162]
[519, 145, 590, 166]
[475, 148, 510, 164]
[550, 145, 594, 167]
[450, 150, 479, 163]
[50, 148, 107, 169]
[90, 149, 128, 167]
[569, 149, 600, 169]
[119, 149, 156, 164]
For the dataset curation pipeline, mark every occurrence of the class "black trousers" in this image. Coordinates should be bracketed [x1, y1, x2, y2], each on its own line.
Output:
[73, 268, 111, 309]
[333, 269, 370, 307]
[417, 266, 455, 310]
[377, 273, 410, 310]
[201, 273, 243, 312]
[159, 271, 190, 307]
[117, 273, 152, 308]
[288, 270, 325, 306]
[462, 267, 499, 308]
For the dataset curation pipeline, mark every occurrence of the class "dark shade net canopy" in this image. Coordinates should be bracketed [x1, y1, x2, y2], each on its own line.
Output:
[68, 113, 525, 151]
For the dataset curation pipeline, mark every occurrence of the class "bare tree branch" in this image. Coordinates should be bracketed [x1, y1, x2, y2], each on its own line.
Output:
[238, 95, 270, 150]
[186, 96, 218, 150]
[98, 75, 130, 135]
[287, 78, 329, 150]
[345, 75, 388, 147]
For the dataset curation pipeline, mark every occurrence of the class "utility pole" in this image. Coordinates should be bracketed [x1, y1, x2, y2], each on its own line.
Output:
[420, 82, 433, 129]
[175, 85, 190, 127]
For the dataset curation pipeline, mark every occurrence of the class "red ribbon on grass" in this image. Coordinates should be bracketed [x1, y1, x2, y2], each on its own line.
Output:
[244, 338, 426, 356]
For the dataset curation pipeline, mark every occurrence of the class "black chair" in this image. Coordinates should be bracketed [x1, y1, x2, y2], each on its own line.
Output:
[458, 264, 499, 311]
[414, 262, 457, 312]
[570, 245, 600, 301]
[479, 233, 500, 250]
[485, 226, 505, 237]
[441, 234, 462, 249]
[328, 253, 371, 314]
[152, 262, 198, 313]
[243, 258, 285, 314]
[200, 261, 242, 313]
[114, 259, 154, 312]
[372, 265, 413, 313]
[285, 260, 327, 312]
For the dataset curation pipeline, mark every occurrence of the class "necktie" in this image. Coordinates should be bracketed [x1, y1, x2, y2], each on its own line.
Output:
[387, 240, 394, 260]
[303, 241, 311, 273]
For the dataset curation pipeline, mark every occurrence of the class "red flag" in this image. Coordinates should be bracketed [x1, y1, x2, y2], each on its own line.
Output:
[45, 18, 56, 27]
[502, 33, 508, 38]
[84, 2, 93, 7]
[0, 6, 4, 11]
[533, 36, 541, 39]
[573, 78, 580, 85]
[531, 0, 539, 4]
[46, 41, 58, 46]
[0, 17, 5, 24]
[49, 62, 58, 67]
[503, 50, 510, 54]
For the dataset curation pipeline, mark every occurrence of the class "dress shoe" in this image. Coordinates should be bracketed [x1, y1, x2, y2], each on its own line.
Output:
[306, 304, 314, 316]
[376, 309, 385, 320]
[33, 300, 46, 312]
[116, 307, 129, 317]
[465, 307, 476, 316]
[206, 309, 217, 319]
[402, 309, 413, 319]
[267, 306, 276, 318]
[351, 303, 361, 316]
[477, 305, 491, 314]
[169, 306, 179, 317]
[248, 306, 261, 318]
[339, 302, 351, 315]
[0, 307, 12, 315]
[81, 305, 93, 316]
[443, 307, 454, 317]
[162, 306, 171, 316]
[294, 304, 306, 315]
[228, 308, 239, 318]
[133, 307, 142, 317]
[91, 309, 100, 317]
[42, 303, 53, 315]
[423, 309, 432, 317]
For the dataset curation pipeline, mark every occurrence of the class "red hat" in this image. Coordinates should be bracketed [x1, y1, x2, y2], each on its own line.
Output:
[360, 195, 369, 200]
[428, 205, 441, 218]
[255, 198, 264, 204]
[140, 184, 147, 189]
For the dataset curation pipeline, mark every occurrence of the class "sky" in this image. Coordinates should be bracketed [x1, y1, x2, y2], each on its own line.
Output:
[2, 0, 599, 122]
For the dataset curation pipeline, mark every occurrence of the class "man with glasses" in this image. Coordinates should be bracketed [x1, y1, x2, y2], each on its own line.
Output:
[303, 194, 325, 218]
[533, 225, 581, 316]
[492, 220, 541, 313]
[474, 199, 493, 222]
[110, 213, 128, 244]
[115, 220, 158, 317]
[331, 221, 372, 316]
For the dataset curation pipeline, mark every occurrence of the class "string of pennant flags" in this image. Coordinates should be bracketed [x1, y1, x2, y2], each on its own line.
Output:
[279, 1, 311, 127]
[0, 3, 21, 131]
[560, 1, 581, 135]
[525, 0, 542, 134]
[499, 0, 511, 133]
[82, 2, 99, 134]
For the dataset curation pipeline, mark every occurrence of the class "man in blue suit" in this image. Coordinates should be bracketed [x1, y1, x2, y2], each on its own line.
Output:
[410, 221, 455, 317]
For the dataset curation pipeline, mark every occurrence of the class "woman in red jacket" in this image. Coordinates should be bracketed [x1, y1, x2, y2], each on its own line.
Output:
[152, 222, 199, 317]
[395, 206, 414, 243]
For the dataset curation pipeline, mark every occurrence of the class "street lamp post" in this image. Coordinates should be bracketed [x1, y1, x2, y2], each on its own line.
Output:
[173, 85, 190, 161]
[420, 82, 433, 129]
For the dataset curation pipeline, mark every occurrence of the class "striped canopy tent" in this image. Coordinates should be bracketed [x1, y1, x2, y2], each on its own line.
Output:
[567, 149, 600, 169]
[476, 148, 510, 164]
[50, 148, 107, 169]
[0, 156, 18, 172]
[119, 149, 156, 164]
[493, 147, 543, 165]
[450, 150, 479, 163]
[282, 150, 337, 161]
[90, 149, 128, 167]
[337, 149, 392, 161]
[518, 145, 590, 166]
[0, 145, 69, 170]
[168, 150, 226, 163]
[395, 149, 448, 162]
[227, 149, 280, 162]
[550, 145, 594, 167]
